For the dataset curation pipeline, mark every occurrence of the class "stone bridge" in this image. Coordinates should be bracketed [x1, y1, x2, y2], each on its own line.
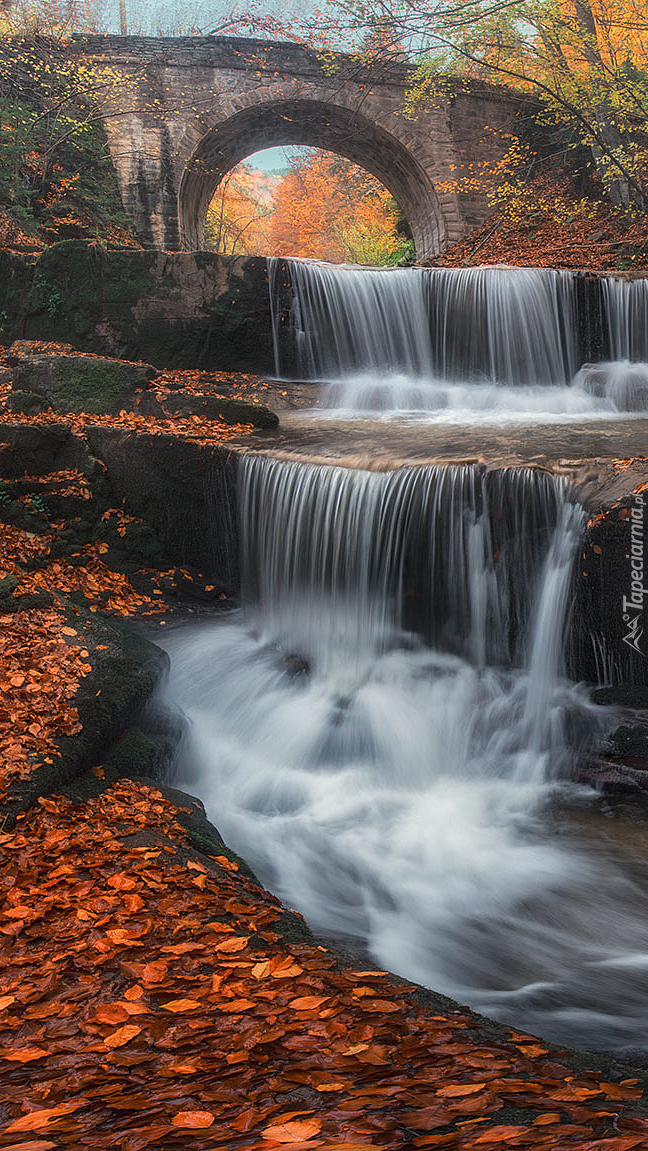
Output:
[74, 35, 524, 259]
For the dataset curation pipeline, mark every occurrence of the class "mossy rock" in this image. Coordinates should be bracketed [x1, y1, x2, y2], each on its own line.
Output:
[5, 390, 52, 415]
[11, 354, 156, 415]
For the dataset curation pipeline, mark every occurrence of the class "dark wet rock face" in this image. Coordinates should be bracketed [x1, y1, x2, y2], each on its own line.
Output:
[0, 243, 274, 373]
[162, 392, 278, 429]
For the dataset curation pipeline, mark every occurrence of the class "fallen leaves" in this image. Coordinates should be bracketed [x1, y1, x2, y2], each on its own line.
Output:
[102, 1024, 143, 1048]
[0, 602, 87, 795]
[436, 171, 648, 271]
[261, 1117, 322, 1142]
[4, 1101, 86, 1133]
[0, 1046, 49, 1062]
[0, 780, 643, 1149]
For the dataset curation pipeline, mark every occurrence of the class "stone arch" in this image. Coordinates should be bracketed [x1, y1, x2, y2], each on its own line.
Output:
[178, 99, 448, 258]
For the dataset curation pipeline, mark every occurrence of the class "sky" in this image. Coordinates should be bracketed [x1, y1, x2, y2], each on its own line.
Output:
[98, 0, 313, 37]
[246, 146, 298, 174]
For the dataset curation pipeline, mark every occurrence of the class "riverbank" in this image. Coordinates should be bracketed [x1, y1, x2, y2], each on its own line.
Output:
[4, 772, 648, 1150]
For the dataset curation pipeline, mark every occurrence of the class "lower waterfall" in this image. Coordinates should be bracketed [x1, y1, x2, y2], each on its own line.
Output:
[161, 457, 648, 1056]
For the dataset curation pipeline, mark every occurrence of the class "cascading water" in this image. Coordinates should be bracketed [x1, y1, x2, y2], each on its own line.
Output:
[162, 455, 648, 1055]
[603, 274, 648, 361]
[269, 259, 648, 418]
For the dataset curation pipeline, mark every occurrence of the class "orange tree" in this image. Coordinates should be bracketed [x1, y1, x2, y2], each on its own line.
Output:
[204, 165, 276, 256]
[322, 0, 647, 211]
[267, 148, 412, 264]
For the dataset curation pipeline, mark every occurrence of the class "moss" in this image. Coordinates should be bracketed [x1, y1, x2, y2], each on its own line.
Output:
[175, 805, 256, 880]
[5, 391, 51, 415]
[0, 251, 37, 344]
[42, 359, 138, 414]
[0, 573, 18, 595]
[0, 590, 54, 613]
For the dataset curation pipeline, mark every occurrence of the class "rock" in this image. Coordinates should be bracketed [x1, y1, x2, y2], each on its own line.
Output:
[85, 426, 239, 592]
[10, 353, 157, 415]
[5, 390, 52, 414]
[162, 391, 279, 429]
[5, 243, 275, 373]
[1, 615, 170, 826]
[0, 422, 72, 477]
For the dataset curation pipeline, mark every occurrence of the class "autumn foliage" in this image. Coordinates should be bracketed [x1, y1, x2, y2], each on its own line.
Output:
[435, 170, 648, 269]
[207, 150, 410, 265]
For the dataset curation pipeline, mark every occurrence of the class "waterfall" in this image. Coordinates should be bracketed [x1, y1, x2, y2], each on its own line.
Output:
[240, 456, 574, 676]
[159, 261, 648, 1056]
[270, 259, 648, 416]
[270, 259, 577, 385]
[159, 457, 648, 1055]
[269, 259, 435, 379]
[602, 275, 648, 361]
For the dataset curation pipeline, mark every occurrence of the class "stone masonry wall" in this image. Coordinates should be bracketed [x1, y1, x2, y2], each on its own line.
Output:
[70, 34, 525, 259]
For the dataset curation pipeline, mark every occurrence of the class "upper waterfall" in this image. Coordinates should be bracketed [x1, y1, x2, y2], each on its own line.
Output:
[270, 260, 577, 385]
[269, 259, 648, 416]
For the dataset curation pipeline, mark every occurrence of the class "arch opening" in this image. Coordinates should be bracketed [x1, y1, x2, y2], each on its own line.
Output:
[204, 146, 415, 265]
[178, 100, 447, 259]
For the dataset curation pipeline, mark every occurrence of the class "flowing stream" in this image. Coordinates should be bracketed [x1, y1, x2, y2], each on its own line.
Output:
[269, 259, 648, 420]
[162, 262, 648, 1056]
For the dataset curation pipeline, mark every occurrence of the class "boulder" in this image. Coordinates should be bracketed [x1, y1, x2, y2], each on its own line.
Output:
[10, 352, 157, 415]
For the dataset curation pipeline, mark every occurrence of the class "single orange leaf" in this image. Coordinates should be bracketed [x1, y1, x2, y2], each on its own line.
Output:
[103, 1024, 142, 1048]
[261, 1118, 322, 1142]
[214, 935, 249, 953]
[289, 995, 329, 1011]
[0, 1047, 48, 1063]
[95, 1004, 130, 1025]
[473, 1126, 533, 1144]
[171, 1111, 214, 1129]
[161, 998, 201, 1013]
[216, 998, 256, 1012]
[252, 961, 270, 980]
[4, 1101, 85, 1133]
[360, 998, 401, 1012]
[437, 1083, 486, 1097]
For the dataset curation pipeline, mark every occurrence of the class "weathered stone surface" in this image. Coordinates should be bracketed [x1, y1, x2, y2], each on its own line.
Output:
[0, 249, 38, 347]
[11, 243, 273, 372]
[570, 484, 648, 689]
[162, 392, 279, 429]
[85, 426, 239, 592]
[11, 352, 156, 414]
[0, 421, 75, 477]
[71, 34, 527, 259]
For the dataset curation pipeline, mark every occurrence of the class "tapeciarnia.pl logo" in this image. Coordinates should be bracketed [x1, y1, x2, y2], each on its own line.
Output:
[622, 495, 646, 655]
